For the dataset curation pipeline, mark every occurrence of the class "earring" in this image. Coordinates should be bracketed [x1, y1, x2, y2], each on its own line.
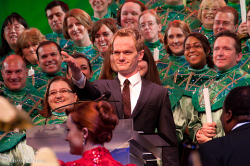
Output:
[82, 138, 85, 147]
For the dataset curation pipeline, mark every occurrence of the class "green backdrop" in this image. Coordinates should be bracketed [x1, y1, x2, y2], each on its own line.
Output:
[0, 0, 93, 36]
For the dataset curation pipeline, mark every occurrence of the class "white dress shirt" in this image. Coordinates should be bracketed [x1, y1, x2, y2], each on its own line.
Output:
[118, 72, 142, 113]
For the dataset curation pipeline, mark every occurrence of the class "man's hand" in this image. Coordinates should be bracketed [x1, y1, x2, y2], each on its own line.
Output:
[61, 51, 82, 81]
[200, 122, 217, 138]
[196, 129, 212, 144]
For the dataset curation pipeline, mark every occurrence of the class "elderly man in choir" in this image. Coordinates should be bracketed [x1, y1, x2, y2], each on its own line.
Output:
[198, 85, 250, 166]
[1, 54, 43, 118]
[189, 31, 250, 144]
[45, 0, 73, 48]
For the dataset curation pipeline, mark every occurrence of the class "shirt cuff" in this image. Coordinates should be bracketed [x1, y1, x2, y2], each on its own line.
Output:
[72, 74, 86, 89]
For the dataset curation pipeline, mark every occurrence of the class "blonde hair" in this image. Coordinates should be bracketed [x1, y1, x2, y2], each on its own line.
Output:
[16, 28, 46, 57]
[198, 0, 227, 21]
[63, 8, 93, 39]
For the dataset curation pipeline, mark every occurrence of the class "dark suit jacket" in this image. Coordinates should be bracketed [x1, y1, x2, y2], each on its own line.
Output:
[75, 77, 179, 166]
[198, 123, 250, 166]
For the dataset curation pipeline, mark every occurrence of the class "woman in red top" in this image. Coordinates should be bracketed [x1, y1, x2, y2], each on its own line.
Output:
[60, 101, 135, 166]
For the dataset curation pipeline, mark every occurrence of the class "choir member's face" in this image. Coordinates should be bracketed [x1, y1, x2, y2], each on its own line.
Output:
[22, 41, 39, 65]
[213, 36, 241, 71]
[89, 0, 111, 15]
[46, 6, 66, 34]
[37, 43, 63, 74]
[139, 13, 162, 43]
[184, 36, 207, 69]
[201, 3, 219, 29]
[120, 2, 141, 29]
[213, 12, 237, 35]
[167, 27, 186, 56]
[4, 19, 25, 48]
[94, 25, 114, 54]
[67, 17, 88, 43]
[48, 80, 77, 112]
[2, 56, 27, 92]
[67, 57, 92, 80]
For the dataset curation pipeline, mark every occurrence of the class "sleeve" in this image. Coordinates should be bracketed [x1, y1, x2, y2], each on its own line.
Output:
[159, 89, 179, 166]
[188, 107, 202, 143]
[73, 78, 101, 101]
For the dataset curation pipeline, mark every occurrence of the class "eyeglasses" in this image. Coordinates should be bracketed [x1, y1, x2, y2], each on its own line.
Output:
[202, 6, 218, 12]
[4, 25, 24, 32]
[185, 44, 203, 51]
[139, 21, 157, 29]
[48, 88, 73, 97]
[214, 21, 233, 27]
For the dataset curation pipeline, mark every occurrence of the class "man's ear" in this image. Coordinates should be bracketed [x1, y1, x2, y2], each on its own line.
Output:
[138, 50, 144, 61]
[236, 52, 242, 62]
[226, 110, 233, 124]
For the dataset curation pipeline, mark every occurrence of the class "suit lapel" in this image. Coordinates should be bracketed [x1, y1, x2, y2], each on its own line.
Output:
[108, 78, 123, 119]
[131, 78, 153, 118]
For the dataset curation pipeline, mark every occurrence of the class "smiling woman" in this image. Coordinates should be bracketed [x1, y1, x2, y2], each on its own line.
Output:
[157, 20, 191, 81]
[116, 0, 147, 30]
[32, 76, 78, 125]
[63, 8, 100, 82]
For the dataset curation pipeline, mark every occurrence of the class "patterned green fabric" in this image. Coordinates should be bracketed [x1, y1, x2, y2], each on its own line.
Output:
[144, 40, 167, 60]
[193, 25, 213, 39]
[0, 131, 35, 166]
[162, 65, 217, 143]
[241, 39, 250, 73]
[0, 85, 43, 118]
[157, 54, 189, 80]
[189, 65, 250, 142]
[91, 13, 111, 23]
[29, 71, 65, 97]
[156, 5, 201, 32]
[140, 0, 164, 9]
[64, 44, 101, 82]
[45, 32, 73, 49]
[32, 112, 67, 125]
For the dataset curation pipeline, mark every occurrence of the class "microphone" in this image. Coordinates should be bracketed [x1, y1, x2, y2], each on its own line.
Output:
[94, 91, 111, 102]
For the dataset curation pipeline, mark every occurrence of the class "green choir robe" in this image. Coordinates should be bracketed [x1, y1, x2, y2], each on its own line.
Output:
[189, 65, 250, 142]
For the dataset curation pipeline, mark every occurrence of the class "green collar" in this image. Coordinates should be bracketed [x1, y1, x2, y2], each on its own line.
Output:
[188, 64, 209, 74]
[145, 40, 161, 49]
[91, 13, 110, 22]
[73, 43, 93, 52]
[52, 111, 66, 117]
[201, 25, 213, 34]
[169, 54, 186, 62]
[40, 70, 63, 79]
[161, 4, 184, 11]
[216, 65, 239, 79]
[4, 86, 28, 100]
[52, 32, 64, 38]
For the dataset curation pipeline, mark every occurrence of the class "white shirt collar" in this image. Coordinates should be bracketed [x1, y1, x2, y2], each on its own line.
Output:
[118, 72, 141, 86]
[232, 121, 250, 131]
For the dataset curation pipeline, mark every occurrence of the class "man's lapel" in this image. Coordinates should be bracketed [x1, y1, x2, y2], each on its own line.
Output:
[109, 78, 123, 119]
[131, 79, 153, 119]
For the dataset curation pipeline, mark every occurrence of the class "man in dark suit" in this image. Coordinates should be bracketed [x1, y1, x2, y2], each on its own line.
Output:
[65, 28, 179, 166]
[198, 86, 250, 166]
